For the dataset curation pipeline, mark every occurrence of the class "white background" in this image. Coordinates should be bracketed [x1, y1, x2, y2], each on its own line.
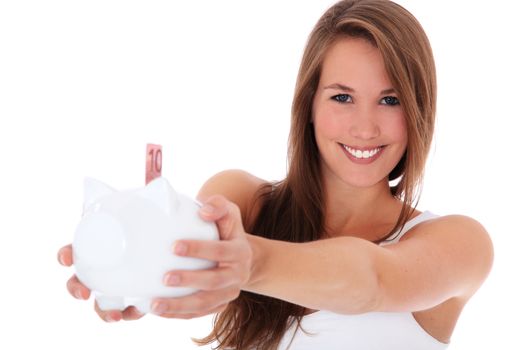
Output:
[0, 0, 523, 349]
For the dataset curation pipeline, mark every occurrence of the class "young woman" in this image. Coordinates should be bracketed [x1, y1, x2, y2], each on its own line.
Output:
[58, 0, 494, 349]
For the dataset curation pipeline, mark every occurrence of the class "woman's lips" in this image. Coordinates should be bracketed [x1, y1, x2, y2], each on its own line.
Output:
[339, 143, 385, 164]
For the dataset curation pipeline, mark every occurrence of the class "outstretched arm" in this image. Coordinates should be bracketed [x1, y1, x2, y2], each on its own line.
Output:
[153, 170, 493, 317]
[245, 214, 493, 314]
[158, 197, 492, 317]
[245, 234, 380, 314]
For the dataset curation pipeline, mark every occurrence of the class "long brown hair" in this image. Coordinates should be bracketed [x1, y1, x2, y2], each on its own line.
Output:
[194, 0, 436, 348]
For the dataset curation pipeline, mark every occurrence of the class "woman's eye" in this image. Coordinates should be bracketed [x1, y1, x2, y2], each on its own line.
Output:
[331, 94, 353, 103]
[380, 96, 400, 106]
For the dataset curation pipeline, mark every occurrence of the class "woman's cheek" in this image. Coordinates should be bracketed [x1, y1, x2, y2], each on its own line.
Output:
[379, 109, 407, 141]
[315, 106, 346, 139]
[392, 112, 408, 142]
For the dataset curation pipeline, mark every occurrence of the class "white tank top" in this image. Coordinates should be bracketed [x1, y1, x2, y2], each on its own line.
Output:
[276, 210, 449, 350]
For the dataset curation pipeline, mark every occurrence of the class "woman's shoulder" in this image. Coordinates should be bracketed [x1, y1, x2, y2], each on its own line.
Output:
[403, 212, 490, 238]
[411, 213, 490, 239]
[401, 213, 494, 298]
[196, 169, 270, 226]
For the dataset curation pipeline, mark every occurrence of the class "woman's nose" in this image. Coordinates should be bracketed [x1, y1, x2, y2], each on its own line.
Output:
[349, 109, 380, 140]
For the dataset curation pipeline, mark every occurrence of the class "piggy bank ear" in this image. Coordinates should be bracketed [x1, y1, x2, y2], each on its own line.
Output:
[83, 177, 116, 213]
[137, 177, 178, 215]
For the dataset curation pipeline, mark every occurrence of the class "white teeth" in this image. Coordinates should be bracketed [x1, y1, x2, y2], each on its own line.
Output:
[343, 144, 382, 159]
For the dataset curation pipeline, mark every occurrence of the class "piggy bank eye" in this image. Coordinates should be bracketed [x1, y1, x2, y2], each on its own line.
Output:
[82, 202, 102, 216]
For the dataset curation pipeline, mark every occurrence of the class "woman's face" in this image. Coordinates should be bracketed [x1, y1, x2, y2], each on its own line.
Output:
[312, 37, 407, 188]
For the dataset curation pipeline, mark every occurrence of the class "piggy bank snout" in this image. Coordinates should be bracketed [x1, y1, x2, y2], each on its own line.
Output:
[73, 212, 126, 268]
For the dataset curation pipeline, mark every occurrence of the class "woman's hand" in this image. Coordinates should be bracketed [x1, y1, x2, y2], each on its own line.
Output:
[151, 194, 253, 319]
[57, 244, 144, 322]
[58, 194, 251, 321]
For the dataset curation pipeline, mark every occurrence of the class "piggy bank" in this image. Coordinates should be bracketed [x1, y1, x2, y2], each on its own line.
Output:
[72, 176, 219, 314]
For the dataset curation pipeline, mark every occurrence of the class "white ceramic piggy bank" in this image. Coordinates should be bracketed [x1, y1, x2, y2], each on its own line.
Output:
[72, 176, 219, 314]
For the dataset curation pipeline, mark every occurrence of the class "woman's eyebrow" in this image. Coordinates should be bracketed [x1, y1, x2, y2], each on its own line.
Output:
[380, 88, 396, 95]
[324, 83, 355, 92]
[323, 83, 396, 95]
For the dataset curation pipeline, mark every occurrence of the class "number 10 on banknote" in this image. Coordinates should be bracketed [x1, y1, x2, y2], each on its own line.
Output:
[146, 144, 162, 184]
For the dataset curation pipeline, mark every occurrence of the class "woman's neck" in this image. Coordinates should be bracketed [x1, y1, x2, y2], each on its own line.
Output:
[322, 176, 402, 239]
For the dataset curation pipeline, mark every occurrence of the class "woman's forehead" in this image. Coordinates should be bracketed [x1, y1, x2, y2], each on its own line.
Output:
[319, 37, 392, 92]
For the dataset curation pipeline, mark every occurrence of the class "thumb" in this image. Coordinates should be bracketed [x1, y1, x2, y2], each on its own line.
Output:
[198, 195, 243, 240]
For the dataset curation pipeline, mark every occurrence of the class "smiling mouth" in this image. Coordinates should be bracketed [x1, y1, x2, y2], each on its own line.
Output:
[339, 143, 385, 159]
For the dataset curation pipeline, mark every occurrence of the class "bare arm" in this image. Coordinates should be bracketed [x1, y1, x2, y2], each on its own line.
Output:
[245, 234, 380, 314]
[153, 170, 493, 318]
[243, 215, 494, 314]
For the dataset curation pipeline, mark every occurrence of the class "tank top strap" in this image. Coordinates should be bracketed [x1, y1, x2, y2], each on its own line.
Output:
[379, 211, 440, 246]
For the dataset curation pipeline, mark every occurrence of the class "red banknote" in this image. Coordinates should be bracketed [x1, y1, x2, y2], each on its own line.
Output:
[146, 144, 162, 184]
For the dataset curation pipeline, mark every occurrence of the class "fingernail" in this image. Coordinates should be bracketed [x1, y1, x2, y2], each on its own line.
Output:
[152, 300, 168, 314]
[174, 242, 187, 255]
[164, 274, 180, 286]
[58, 254, 67, 266]
[105, 312, 121, 322]
[75, 290, 84, 300]
[200, 204, 215, 215]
